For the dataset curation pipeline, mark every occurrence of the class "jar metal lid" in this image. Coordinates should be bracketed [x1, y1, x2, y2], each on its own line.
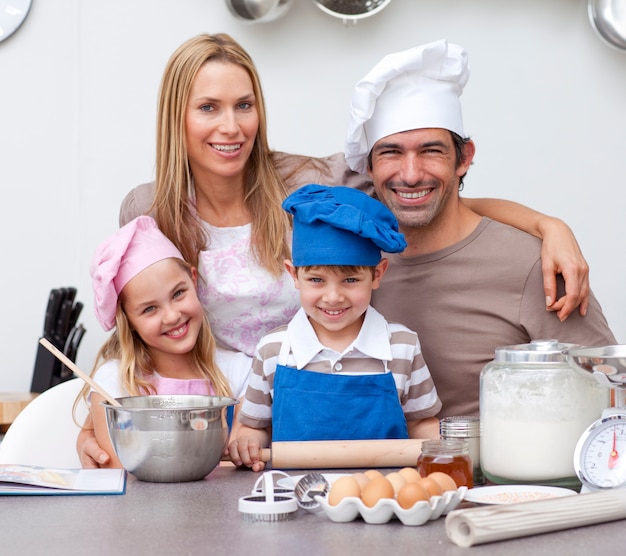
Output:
[420, 438, 469, 455]
[440, 416, 480, 437]
[493, 339, 578, 363]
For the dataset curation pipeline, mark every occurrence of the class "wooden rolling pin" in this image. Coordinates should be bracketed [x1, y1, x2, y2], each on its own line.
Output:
[227, 439, 425, 469]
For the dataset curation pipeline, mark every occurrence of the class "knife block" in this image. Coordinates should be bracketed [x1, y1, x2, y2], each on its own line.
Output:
[30, 338, 72, 393]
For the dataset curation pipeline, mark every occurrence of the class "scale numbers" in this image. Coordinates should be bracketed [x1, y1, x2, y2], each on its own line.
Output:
[574, 413, 626, 490]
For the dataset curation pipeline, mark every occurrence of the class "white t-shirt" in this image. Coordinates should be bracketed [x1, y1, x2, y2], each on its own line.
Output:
[91, 347, 252, 402]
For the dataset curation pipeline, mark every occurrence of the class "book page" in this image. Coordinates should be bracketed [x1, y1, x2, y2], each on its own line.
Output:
[0, 464, 126, 495]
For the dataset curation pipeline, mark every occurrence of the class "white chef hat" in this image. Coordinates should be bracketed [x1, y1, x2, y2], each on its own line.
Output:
[345, 39, 470, 174]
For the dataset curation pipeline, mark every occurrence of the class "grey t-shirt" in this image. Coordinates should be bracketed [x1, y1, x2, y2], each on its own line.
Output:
[372, 218, 616, 419]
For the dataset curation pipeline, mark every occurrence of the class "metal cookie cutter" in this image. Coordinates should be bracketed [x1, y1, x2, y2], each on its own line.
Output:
[294, 472, 330, 513]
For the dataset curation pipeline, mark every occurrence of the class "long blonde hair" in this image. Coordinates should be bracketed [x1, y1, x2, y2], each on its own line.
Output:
[74, 260, 232, 419]
[152, 33, 290, 276]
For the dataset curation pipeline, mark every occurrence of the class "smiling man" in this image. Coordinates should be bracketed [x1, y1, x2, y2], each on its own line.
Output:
[345, 39, 616, 418]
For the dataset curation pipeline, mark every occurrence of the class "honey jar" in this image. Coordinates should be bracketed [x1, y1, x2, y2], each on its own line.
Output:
[440, 416, 484, 485]
[416, 439, 473, 488]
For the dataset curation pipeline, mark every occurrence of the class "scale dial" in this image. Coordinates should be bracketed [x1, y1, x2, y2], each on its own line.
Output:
[574, 413, 626, 490]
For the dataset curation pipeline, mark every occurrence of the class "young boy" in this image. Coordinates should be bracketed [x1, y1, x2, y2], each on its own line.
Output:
[228, 184, 441, 471]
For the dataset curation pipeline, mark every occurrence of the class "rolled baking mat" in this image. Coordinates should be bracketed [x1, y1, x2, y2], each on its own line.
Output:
[269, 439, 424, 468]
[445, 488, 626, 547]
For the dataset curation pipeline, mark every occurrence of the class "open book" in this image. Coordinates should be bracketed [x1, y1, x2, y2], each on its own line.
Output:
[0, 464, 126, 495]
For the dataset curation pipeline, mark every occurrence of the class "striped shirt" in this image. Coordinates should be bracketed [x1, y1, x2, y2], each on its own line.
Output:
[239, 306, 442, 430]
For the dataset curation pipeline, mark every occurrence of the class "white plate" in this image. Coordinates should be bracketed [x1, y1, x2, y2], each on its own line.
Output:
[276, 473, 347, 489]
[464, 484, 578, 505]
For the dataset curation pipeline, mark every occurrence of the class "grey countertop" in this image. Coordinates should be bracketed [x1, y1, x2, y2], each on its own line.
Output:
[0, 463, 623, 555]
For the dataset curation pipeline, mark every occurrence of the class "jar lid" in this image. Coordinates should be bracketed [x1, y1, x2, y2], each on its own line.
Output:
[440, 416, 480, 437]
[420, 438, 469, 456]
[493, 339, 578, 363]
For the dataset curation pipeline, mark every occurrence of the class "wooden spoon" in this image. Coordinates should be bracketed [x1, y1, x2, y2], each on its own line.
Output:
[39, 338, 121, 407]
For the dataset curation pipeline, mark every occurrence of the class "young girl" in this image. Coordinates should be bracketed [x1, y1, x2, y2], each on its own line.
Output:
[76, 215, 245, 468]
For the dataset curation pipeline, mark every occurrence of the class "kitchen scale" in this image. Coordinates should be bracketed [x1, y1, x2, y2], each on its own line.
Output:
[568, 346, 626, 492]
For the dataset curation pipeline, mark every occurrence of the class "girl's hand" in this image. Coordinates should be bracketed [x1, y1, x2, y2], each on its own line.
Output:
[77, 414, 111, 468]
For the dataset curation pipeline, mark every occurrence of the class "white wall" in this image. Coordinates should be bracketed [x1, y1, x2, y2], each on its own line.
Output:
[1, 0, 624, 391]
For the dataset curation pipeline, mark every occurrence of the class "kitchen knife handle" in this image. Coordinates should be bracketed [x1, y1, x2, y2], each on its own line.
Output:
[55, 299, 73, 348]
[43, 288, 61, 339]
[65, 324, 85, 361]
[66, 287, 77, 305]
[68, 301, 83, 331]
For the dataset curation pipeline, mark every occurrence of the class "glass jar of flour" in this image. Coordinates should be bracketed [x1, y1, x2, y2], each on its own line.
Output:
[480, 339, 608, 488]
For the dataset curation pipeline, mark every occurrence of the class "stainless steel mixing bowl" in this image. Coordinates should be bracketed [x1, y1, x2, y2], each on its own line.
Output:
[101, 395, 238, 483]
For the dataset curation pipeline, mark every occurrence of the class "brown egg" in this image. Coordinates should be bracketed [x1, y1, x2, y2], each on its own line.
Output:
[361, 476, 395, 507]
[384, 472, 407, 496]
[351, 472, 370, 494]
[328, 475, 362, 506]
[396, 482, 430, 509]
[397, 467, 422, 484]
[363, 469, 384, 480]
[418, 476, 443, 497]
[427, 471, 458, 492]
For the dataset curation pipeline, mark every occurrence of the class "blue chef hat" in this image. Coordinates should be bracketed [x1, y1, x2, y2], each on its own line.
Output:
[282, 184, 407, 267]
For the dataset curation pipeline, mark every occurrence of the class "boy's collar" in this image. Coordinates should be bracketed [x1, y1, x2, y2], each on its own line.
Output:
[286, 306, 392, 368]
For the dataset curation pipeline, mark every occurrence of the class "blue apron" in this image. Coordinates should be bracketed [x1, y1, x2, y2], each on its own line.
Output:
[271, 337, 408, 442]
